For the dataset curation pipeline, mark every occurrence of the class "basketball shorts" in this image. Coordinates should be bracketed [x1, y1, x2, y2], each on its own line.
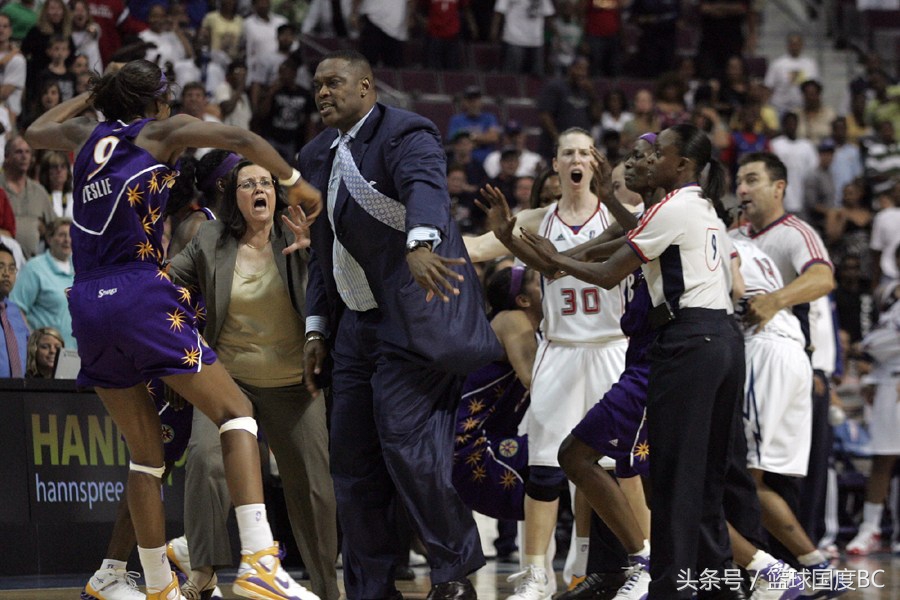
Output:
[743, 334, 812, 476]
[69, 263, 217, 389]
[526, 337, 627, 467]
[869, 380, 900, 454]
[571, 362, 650, 477]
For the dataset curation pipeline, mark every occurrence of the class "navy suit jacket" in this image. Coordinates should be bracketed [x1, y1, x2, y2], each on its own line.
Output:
[299, 103, 501, 375]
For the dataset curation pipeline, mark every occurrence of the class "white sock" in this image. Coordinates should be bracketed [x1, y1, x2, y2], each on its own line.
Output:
[524, 554, 546, 570]
[235, 503, 275, 556]
[631, 539, 651, 561]
[862, 502, 884, 531]
[572, 536, 590, 578]
[100, 558, 127, 572]
[797, 549, 826, 567]
[137, 545, 171, 593]
[746, 549, 777, 573]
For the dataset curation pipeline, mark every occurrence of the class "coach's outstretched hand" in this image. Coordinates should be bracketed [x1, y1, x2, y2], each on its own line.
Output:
[286, 178, 323, 224]
[407, 248, 466, 303]
[281, 205, 311, 254]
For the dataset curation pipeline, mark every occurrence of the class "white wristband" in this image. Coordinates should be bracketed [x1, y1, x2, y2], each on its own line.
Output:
[282, 169, 302, 187]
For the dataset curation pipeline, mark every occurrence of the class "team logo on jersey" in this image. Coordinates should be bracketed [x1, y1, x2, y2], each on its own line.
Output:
[609, 438, 619, 447]
[161, 424, 174, 444]
[705, 228, 722, 271]
[555, 234, 565, 241]
[498, 438, 520, 458]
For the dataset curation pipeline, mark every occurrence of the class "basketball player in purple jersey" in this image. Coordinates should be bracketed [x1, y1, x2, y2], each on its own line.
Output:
[24, 59, 321, 600]
[453, 265, 543, 521]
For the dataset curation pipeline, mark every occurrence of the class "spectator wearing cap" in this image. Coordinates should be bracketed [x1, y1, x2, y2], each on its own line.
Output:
[447, 86, 502, 165]
[491, 0, 554, 77]
[482, 120, 545, 179]
[804, 140, 836, 230]
[796, 80, 836, 145]
[486, 146, 521, 209]
[536, 55, 601, 158]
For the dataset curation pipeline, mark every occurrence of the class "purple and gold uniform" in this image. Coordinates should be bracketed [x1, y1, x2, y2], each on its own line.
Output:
[453, 360, 530, 520]
[68, 118, 215, 389]
[148, 206, 218, 463]
[570, 269, 654, 477]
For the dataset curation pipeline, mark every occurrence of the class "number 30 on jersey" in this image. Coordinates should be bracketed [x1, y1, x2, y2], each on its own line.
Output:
[560, 287, 601, 315]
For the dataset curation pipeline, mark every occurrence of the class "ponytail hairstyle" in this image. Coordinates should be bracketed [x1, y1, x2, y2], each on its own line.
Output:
[164, 156, 198, 217]
[89, 59, 170, 122]
[485, 266, 529, 319]
[668, 123, 728, 222]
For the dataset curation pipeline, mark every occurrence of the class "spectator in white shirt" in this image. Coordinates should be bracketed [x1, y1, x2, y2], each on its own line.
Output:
[0, 14, 26, 122]
[771, 111, 818, 214]
[139, 3, 193, 71]
[215, 60, 251, 130]
[244, 0, 287, 87]
[764, 32, 819, 116]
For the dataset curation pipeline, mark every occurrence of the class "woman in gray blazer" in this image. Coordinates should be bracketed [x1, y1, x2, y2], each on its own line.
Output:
[168, 160, 338, 600]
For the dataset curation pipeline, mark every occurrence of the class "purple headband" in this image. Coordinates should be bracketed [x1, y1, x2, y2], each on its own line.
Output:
[199, 152, 242, 195]
[157, 71, 168, 95]
[638, 132, 657, 144]
[507, 266, 526, 306]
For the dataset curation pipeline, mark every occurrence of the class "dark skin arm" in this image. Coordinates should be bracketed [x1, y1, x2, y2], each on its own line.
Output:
[25, 90, 323, 223]
[406, 247, 467, 303]
[519, 227, 642, 289]
[475, 184, 561, 277]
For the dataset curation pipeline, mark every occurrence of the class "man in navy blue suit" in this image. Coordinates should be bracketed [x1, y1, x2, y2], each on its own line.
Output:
[299, 49, 501, 600]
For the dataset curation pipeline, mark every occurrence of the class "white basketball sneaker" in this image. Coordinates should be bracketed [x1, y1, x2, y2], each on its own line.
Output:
[845, 527, 881, 556]
[506, 565, 552, 600]
[612, 555, 650, 600]
[749, 560, 803, 600]
[82, 567, 146, 600]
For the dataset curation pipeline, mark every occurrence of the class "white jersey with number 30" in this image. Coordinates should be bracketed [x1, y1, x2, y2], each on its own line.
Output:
[538, 202, 626, 343]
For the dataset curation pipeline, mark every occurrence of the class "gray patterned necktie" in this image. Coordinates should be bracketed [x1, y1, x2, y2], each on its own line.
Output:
[337, 134, 405, 232]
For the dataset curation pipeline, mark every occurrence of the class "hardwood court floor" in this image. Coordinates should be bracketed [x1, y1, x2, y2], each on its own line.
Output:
[1, 554, 898, 600]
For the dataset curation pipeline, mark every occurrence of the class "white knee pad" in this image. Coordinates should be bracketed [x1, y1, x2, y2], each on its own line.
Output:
[130, 461, 166, 478]
[219, 416, 258, 437]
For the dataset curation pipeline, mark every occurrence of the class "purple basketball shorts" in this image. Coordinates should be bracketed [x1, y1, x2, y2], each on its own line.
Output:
[571, 363, 650, 478]
[69, 263, 217, 389]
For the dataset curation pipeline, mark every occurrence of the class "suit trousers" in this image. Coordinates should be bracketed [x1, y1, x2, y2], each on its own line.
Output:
[646, 311, 745, 600]
[183, 382, 339, 600]
[330, 309, 484, 600]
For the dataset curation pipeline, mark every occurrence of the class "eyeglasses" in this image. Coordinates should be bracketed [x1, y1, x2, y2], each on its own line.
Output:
[0, 264, 17, 274]
[237, 178, 274, 191]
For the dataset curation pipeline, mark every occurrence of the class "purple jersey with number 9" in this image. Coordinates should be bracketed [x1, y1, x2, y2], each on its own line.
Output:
[71, 118, 177, 273]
